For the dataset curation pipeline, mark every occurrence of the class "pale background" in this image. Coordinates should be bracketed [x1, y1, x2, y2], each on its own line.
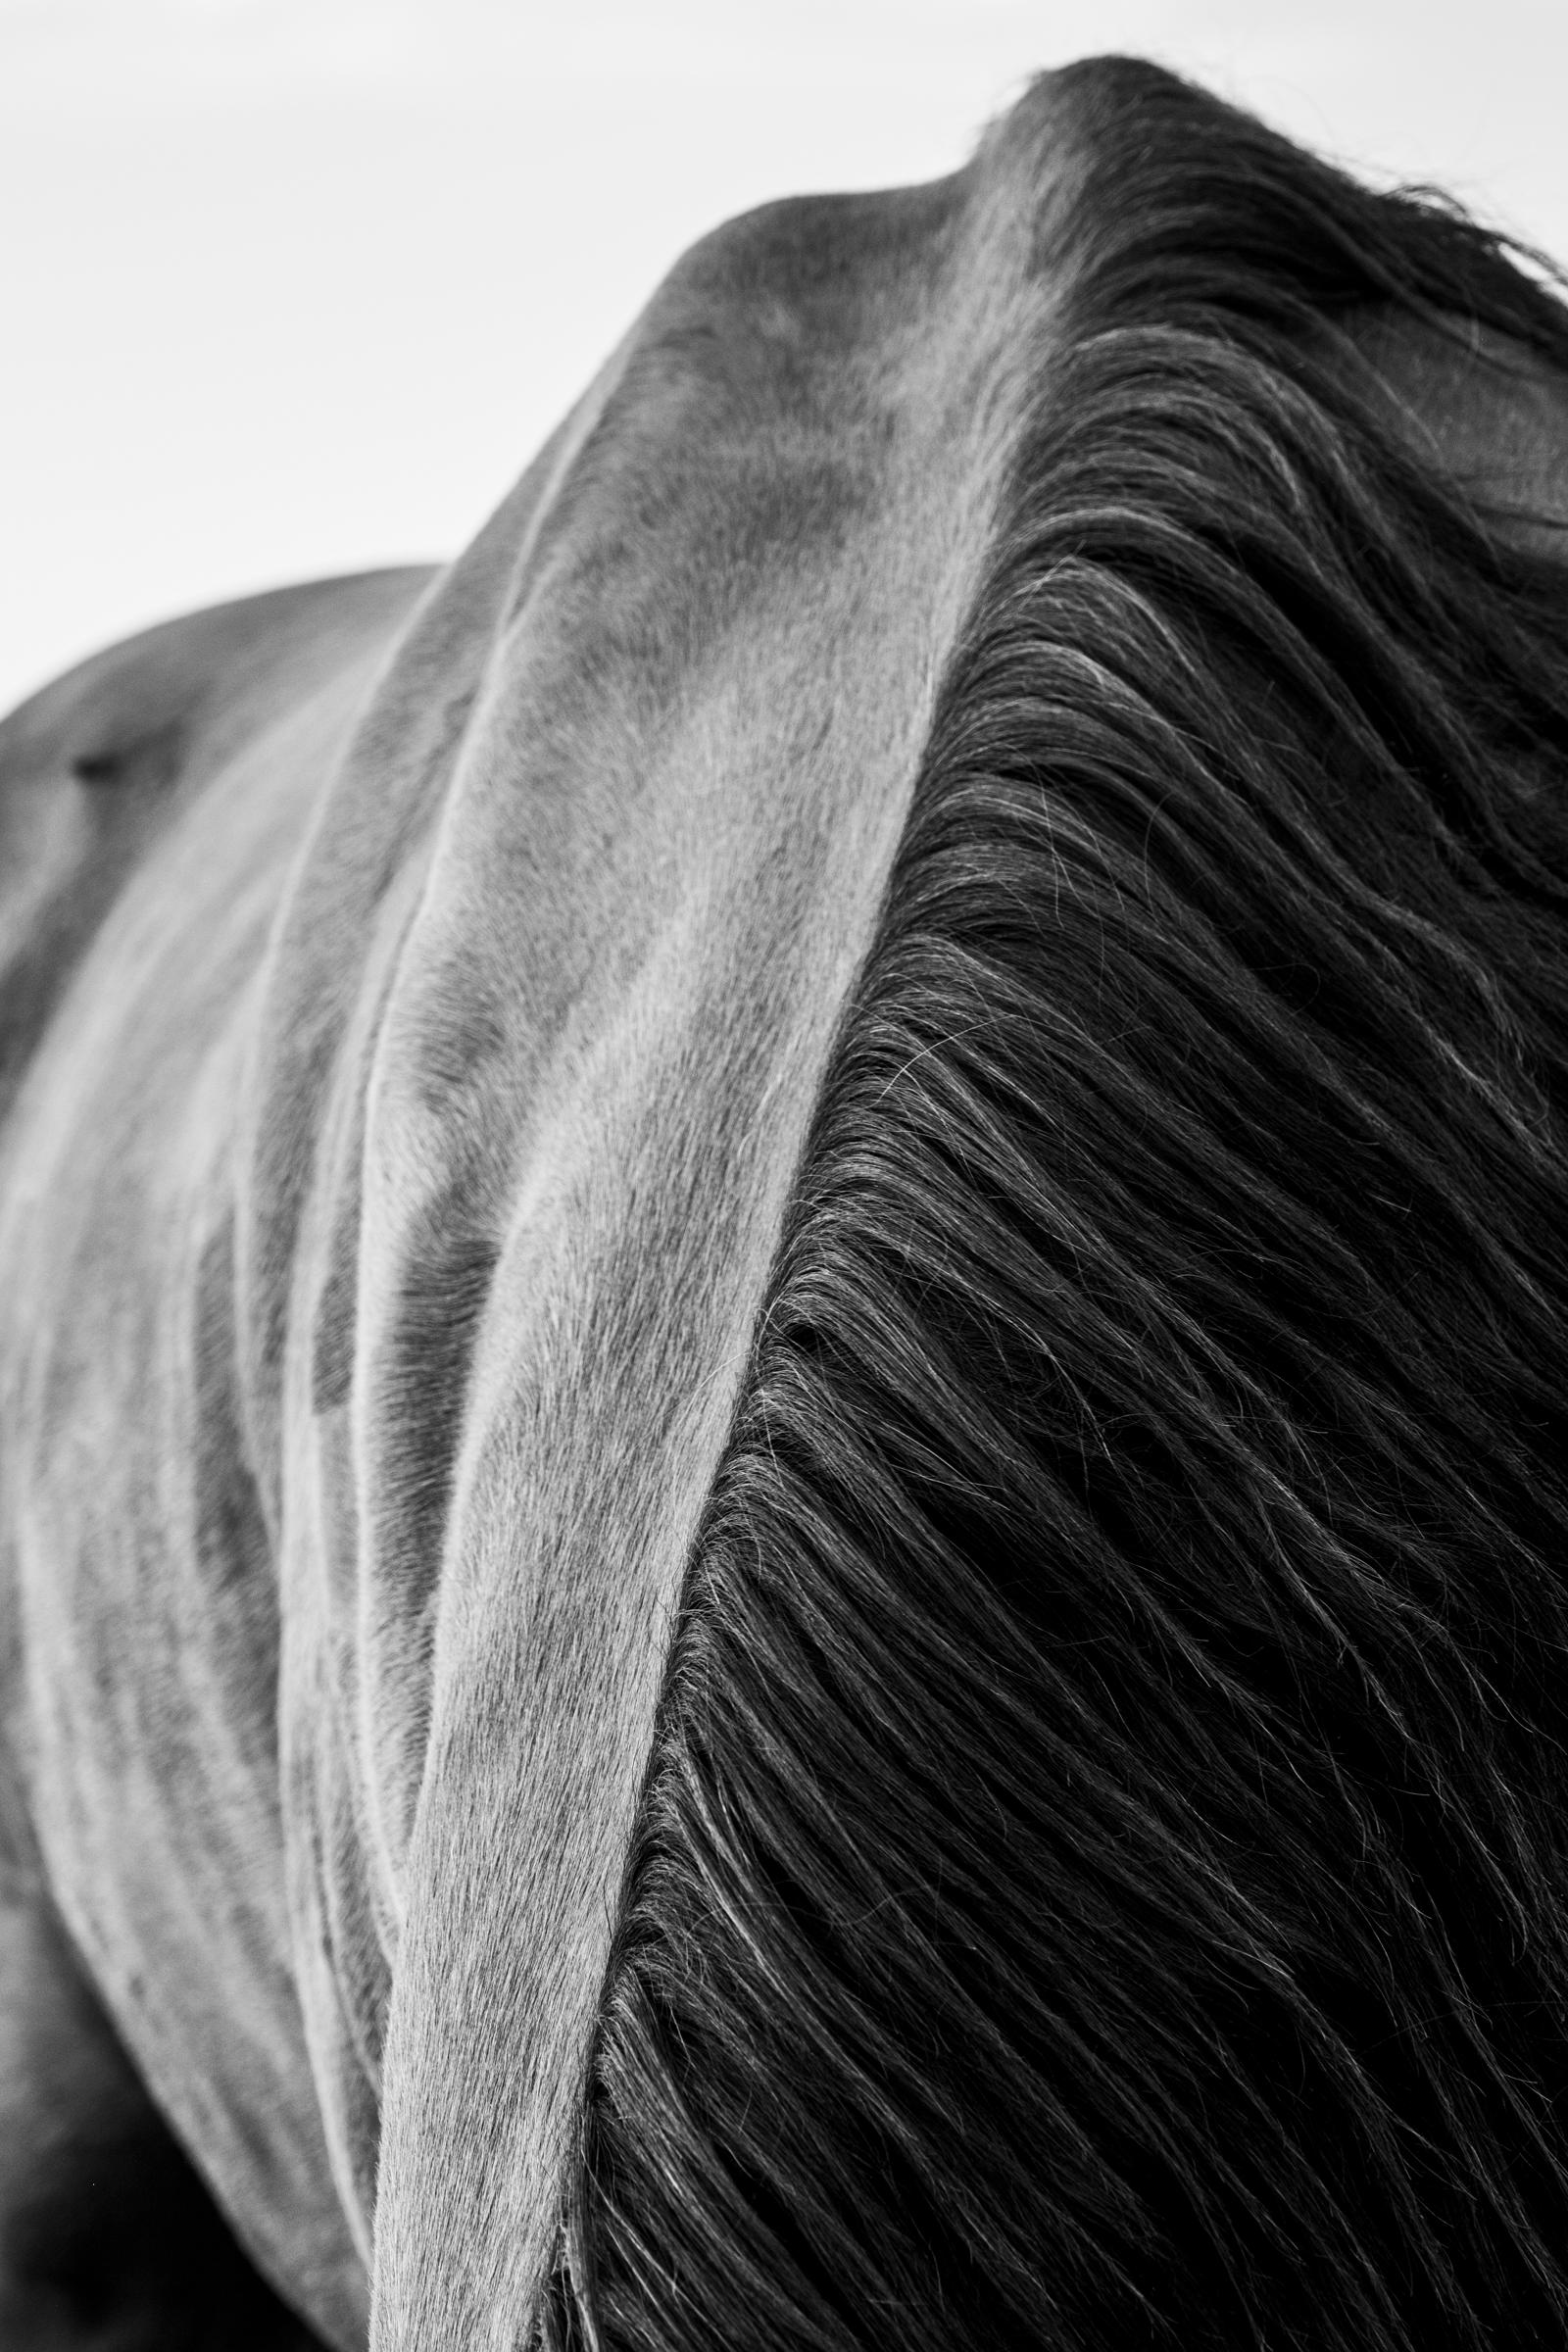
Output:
[2, 0, 1565, 718]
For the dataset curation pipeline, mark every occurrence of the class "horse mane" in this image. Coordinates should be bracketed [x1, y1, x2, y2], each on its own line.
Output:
[541, 58, 1568, 2350]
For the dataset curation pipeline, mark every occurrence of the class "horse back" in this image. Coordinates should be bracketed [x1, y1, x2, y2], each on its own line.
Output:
[0, 569, 435, 1129]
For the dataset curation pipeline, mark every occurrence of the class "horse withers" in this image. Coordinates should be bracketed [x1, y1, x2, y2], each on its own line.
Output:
[6, 57, 1568, 2352]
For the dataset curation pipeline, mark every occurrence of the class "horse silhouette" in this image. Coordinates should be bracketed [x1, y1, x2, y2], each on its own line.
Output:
[6, 56, 1568, 2352]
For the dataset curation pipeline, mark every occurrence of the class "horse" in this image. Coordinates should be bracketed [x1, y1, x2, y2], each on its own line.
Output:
[6, 51, 1568, 2352]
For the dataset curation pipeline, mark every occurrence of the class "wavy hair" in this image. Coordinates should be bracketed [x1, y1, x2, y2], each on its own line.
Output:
[540, 58, 1568, 2351]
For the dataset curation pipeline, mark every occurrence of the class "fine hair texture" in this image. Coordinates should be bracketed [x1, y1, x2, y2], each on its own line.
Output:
[540, 58, 1568, 2352]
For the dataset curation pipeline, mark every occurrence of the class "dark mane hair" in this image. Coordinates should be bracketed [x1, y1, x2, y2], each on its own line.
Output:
[541, 59, 1568, 2350]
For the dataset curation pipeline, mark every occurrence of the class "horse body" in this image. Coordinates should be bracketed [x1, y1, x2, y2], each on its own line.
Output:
[0, 568, 431, 2344]
[1, 92, 1055, 2348]
[7, 56, 1568, 2352]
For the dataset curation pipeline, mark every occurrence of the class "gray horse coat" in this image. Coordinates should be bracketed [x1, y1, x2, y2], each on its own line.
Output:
[5, 57, 1568, 2352]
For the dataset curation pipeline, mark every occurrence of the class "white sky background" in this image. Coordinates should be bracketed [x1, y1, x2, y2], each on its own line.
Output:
[3, 0, 1566, 716]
